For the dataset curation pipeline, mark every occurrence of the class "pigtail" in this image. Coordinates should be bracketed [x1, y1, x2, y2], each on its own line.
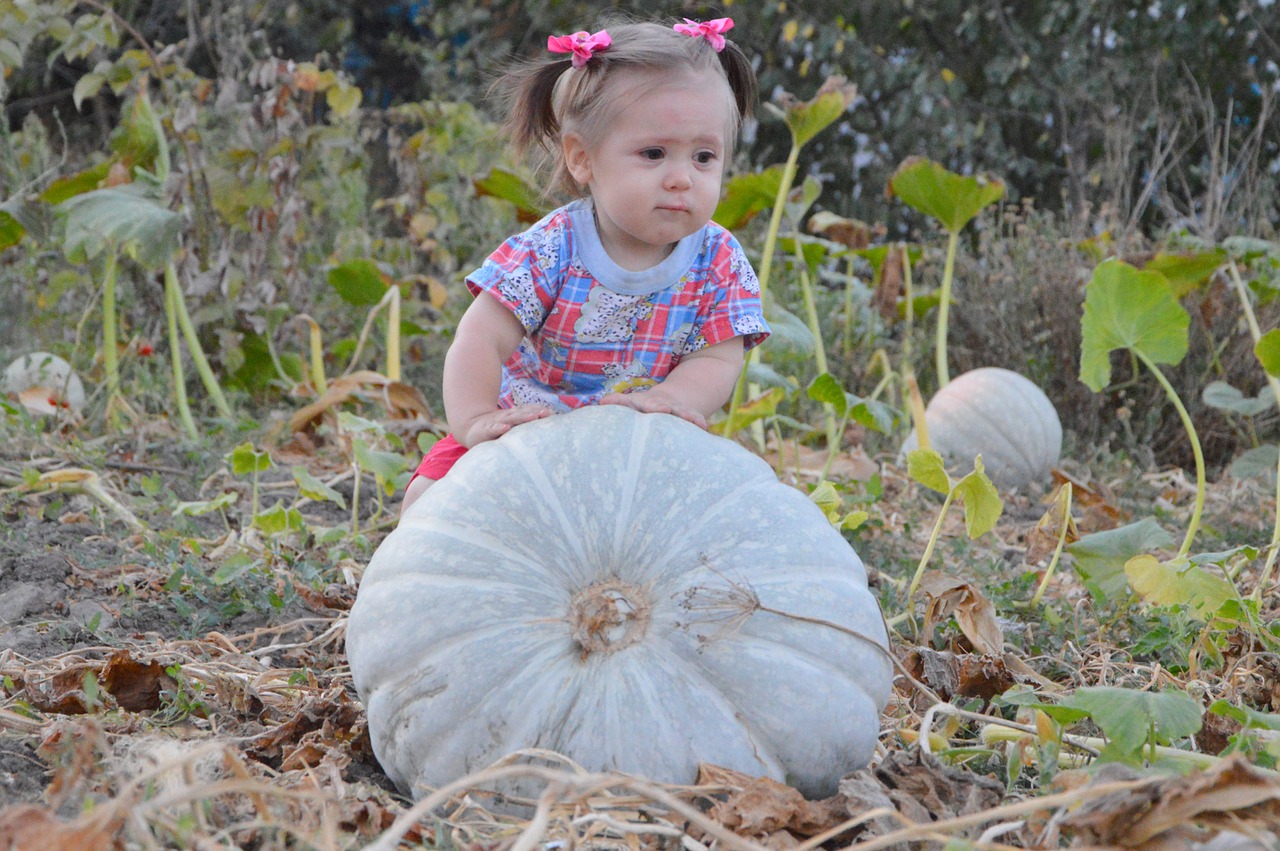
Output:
[718, 41, 758, 124]
[496, 59, 572, 157]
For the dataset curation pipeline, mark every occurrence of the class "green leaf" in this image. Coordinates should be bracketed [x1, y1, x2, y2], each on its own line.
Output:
[714, 166, 785, 230]
[848, 398, 897, 434]
[353, 439, 409, 490]
[887, 156, 1005, 233]
[73, 71, 106, 110]
[292, 465, 346, 509]
[1230, 444, 1279, 480]
[713, 387, 786, 436]
[1079, 259, 1190, 392]
[1209, 699, 1280, 731]
[59, 184, 181, 268]
[207, 167, 275, 227]
[996, 687, 1090, 725]
[227, 442, 272, 475]
[853, 243, 922, 285]
[807, 372, 850, 418]
[1062, 687, 1202, 759]
[780, 234, 836, 272]
[1143, 249, 1226, 297]
[212, 553, 256, 585]
[1202, 380, 1274, 416]
[762, 304, 815, 354]
[40, 162, 112, 205]
[327, 259, 387, 306]
[1124, 554, 1236, 619]
[809, 480, 842, 522]
[253, 500, 305, 534]
[1067, 518, 1175, 602]
[325, 81, 362, 118]
[907, 448, 951, 494]
[338, 411, 382, 433]
[473, 167, 547, 223]
[897, 290, 942, 321]
[953, 456, 1003, 538]
[175, 492, 239, 516]
[781, 79, 857, 148]
[1256, 328, 1280, 377]
[0, 211, 22, 251]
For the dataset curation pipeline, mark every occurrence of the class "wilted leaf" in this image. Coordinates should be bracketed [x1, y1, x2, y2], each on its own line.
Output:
[1124, 554, 1235, 619]
[1051, 468, 1129, 529]
[289, 370, 433, 432]
[0, 803, 122, 851]
[1080, 258, 1189, 392]
[917, 574, 1004, 655]
[696, 764, 844, 839]
[777, 75, 857, 148]
[1025, 483, 1080, 565]
[806, 212, 883, 250]
[1143, 248, 1226, 297]
[473, 167, 547, 224]
[100, 651, 176, 712]
[713, 387, 786, 437]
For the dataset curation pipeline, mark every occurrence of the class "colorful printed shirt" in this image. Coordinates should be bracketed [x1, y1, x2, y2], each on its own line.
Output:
[469, 199, 770, 411]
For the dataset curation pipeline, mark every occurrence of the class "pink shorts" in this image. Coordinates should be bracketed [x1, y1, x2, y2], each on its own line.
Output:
[410, 434, 468, 484]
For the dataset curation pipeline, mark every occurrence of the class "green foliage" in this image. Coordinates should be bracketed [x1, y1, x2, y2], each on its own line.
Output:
[1061, 687, 1202, 764]
[1079, 259, 1190, 393]
[1067, 519, 1175, 602]
[887, 158, 1005, 235]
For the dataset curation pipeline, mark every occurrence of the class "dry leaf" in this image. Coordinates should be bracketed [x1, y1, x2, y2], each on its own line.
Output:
[918, 573, 1004, 654]
[1051, 468, 1129, 531]
[288, 370, 433, 432]
[0, 803, 122, 851]
[902, 648, 1017, 701]
[695, 765, 845, 842]
[100, 651, 177, 712]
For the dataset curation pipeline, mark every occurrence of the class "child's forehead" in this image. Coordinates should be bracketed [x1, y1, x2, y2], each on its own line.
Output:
[601, 67, 735, 121]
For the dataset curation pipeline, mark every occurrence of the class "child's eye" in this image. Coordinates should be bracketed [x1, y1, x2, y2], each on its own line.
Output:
[640, 148, 664, 161]
[694, 151, 717, 165]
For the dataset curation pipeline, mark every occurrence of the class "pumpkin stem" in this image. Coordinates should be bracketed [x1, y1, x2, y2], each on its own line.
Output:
[568, 581, 652, 658]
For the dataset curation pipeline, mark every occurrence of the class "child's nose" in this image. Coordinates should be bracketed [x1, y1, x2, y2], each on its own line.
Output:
[665, 164, 693, 190]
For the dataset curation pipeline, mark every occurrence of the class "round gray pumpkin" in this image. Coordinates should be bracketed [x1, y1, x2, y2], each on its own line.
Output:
[347, 405, 891, 799]
[900, 367, 1062, 491]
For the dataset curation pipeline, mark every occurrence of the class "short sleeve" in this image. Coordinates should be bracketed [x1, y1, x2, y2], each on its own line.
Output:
[464, 211, 573, 334]
[692, 232, 770, 352]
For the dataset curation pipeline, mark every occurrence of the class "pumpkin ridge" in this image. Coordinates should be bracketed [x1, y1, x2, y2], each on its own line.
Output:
[385, 516, 579, 591]
[498, 437, 594, 570]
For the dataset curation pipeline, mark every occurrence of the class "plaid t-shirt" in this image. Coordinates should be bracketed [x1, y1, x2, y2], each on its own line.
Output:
[468, 199, 770, 411]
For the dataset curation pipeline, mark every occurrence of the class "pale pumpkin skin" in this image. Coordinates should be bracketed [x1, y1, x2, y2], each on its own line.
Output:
[900, 367, 1062, 491]
[347, 405, 891, 800]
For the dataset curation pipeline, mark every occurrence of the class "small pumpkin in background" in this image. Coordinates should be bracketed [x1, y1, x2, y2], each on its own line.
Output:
[347, 405, 891, 800]
[2, 352, 87, 416]
[900, 367, 1062, 491]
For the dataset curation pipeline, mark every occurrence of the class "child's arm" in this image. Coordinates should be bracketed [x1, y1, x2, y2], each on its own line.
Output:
[444, 292, 552, 447]
[600, 337, 744, 429]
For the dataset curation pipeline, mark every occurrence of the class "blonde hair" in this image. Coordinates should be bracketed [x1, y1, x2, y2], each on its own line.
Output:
[495, 18, 757, 197]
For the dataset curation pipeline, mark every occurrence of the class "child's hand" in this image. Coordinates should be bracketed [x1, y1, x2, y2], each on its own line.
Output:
[600, 392, 708, 430]
[456, 406, 553, 448]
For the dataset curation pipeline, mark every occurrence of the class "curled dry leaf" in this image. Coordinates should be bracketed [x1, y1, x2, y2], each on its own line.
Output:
[902, 647, 1019, 702]
[0, 803, 123, 851]
[1025, 481, 1080, 566]
[1051, 468, 1129, 531]
[917, 573, 1004, 655]
[695, 764, 849, 844]
[288, 369, 433, 433]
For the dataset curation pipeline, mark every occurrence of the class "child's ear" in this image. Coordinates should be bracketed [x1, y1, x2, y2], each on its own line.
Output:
[563, 133, 592, 186]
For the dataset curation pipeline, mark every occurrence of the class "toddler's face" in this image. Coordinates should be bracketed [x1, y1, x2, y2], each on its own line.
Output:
[565, 74, 734, 271]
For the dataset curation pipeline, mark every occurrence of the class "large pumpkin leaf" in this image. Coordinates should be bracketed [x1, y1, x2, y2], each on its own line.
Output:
[1067, 518, 1175, 602]
[1202, 380, 1274, 416]
[1079, 258, 1189, 392]
[59, 183, 180, 268]
[1231, 444, 1279, 480]
[887, 156, 1005, 234]
[907, 448, 951, 494]
[1061, 686, 1202, 762]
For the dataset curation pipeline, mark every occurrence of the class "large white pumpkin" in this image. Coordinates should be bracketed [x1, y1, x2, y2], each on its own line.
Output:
[347, 405, 891, 800]
[900, 367, 1062, 491]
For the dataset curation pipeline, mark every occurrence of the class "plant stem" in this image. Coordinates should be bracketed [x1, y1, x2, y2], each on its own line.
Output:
[101, 251, 120, 411]
[935, 230, 959, 388]
[300, 315, 327, 393]
[726, 146, 801, 441]
[907, 488, 955, 601]
[168, 263, 233, 419]
[1029, 483, 1073, 608]
[384, 285, 401, 382]
[165, 266, 198, 439]
[1227, 258, 1280, 599]
[1136, 352, 1205, 558]
[792, 241, 838, 454]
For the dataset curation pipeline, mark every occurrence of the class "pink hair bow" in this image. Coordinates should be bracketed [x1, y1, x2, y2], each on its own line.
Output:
[673, 17, 734, 52]
[547, 29, 611, 67]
